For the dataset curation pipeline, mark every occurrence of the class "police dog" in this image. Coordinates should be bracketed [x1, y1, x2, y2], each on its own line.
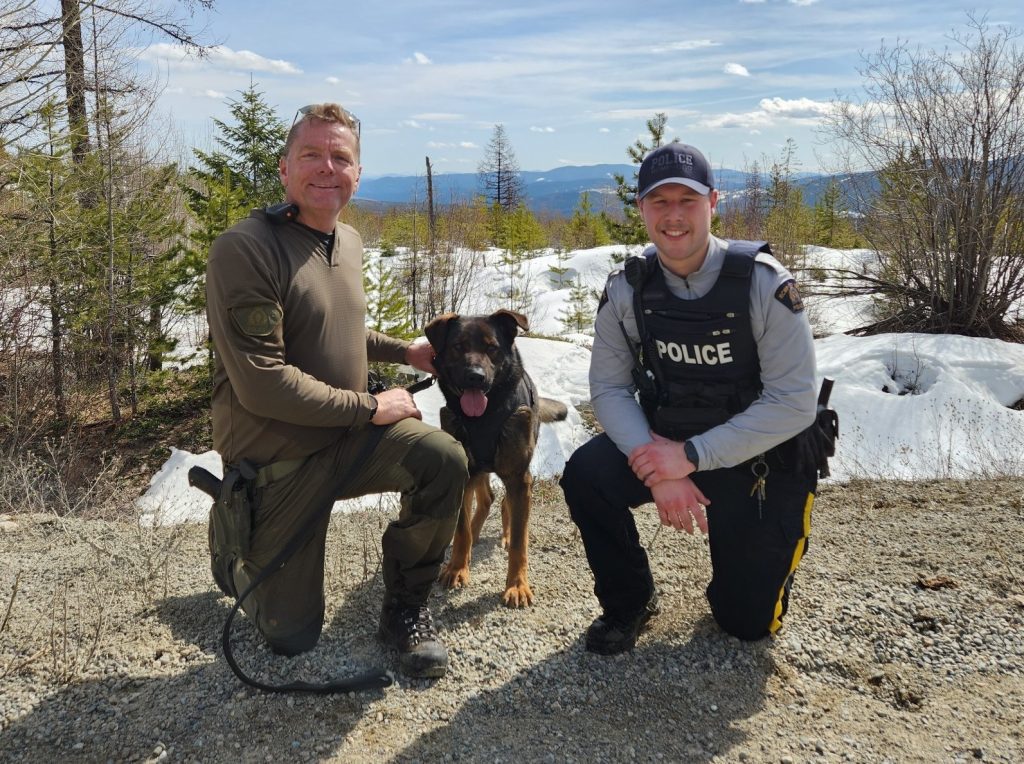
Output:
[425, 310, 568, 607]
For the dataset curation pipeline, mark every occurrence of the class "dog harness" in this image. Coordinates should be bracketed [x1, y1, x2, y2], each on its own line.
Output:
[448, 372, 537, 474]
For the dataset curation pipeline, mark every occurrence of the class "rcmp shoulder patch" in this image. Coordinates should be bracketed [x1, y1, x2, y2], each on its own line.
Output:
[231, 303, 283, 337]
[774, 279, 805, 313]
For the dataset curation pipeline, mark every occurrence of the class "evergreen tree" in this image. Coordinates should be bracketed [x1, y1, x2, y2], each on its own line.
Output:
[811, 178, 862, 248]
[564, 191, 610, 250]
[764, 139, 811, 269]
[363, 255, 414, 388]
[190, 83, 288, 210]
[548, 247, 571, 288]
[604, 113, 670, 244]
[559, 275, 596, 334]
[363, 256, 415, 340]
[495, 203, 545, 314]
[182, 84, 287, 315]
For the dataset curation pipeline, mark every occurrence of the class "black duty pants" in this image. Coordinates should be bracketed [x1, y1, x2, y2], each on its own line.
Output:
[560, 433, 816, 641]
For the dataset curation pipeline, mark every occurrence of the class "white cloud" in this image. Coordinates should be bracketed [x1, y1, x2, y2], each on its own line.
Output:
[425, 140, 477, 150]
[789, 0, 820, 5]
[530, 126, 555, 133]
[402, 120, 424, 128]
[412, 52, 432, 65]
[697, 96, 834, 130]
[325, 76, 340, 85]
[598, 127, 610, 133]
[759, 96, 832, 118]
[698, 111, 773, 130]
[724, 62, 750, 77]
[651, 39, 719, 53]
[139, 43, 301, 75]
[202, 89, 226, 99]
[411, 112, 462, 121]
[596, 107, 695, 121]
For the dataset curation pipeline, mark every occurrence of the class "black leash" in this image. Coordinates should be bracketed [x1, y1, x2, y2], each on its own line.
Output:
[221, 424, 390, 694]
[196, 376, 438, 693]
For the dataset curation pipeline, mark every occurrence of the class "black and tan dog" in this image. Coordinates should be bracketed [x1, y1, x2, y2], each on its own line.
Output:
[424, 309, 568, 607]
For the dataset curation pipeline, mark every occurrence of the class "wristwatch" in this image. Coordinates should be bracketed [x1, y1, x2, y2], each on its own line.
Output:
[368, 395, 379, 421]
[683, 440, 699, 471]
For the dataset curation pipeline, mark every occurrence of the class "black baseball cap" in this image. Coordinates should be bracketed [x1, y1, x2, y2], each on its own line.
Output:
[637, 142, 714, 199]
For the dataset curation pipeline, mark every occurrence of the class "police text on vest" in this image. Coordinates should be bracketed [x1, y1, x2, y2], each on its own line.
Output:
[655, 340, 733, 365]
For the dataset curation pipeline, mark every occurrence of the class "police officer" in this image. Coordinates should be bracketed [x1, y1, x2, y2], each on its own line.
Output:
[205, 103, 467, 679]
[560, 141, 819, 654]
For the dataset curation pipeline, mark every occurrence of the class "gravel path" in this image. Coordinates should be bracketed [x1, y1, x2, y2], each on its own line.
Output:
[1, 478, 1022, 763]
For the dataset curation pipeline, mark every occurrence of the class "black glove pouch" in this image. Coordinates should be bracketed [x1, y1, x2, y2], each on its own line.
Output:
[207, 467, 255, 600]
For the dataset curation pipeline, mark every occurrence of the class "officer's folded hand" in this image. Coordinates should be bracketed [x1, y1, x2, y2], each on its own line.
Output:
[650, 478, 709, 535]
[628, 433, 695, 487]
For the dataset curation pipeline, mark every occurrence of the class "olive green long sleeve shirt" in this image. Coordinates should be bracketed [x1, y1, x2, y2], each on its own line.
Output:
[206, 210, 408, 465]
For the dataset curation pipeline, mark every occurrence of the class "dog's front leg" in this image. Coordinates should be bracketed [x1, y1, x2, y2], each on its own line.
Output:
[439, 473, 485, 589]
[500, 473, 534, 607]
[469, 479, 494, 543]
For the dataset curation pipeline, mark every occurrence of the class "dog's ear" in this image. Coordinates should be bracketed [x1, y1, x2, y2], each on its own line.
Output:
[490, 310, 529, 342]
[424, 313, 459, 352]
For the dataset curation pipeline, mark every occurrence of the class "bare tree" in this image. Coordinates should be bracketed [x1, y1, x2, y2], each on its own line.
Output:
[824, 15, 1024, 339]
[1, 0, 210, 435]
[478, 124, 524, 212]
[2, 0, 211, 153]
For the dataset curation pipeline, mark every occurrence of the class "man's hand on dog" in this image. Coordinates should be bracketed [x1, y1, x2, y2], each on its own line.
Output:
[366, 339, 437, 426]
[371, 388, 422, 425]
[650, 479, 710, 535]
[405, 337, 438, 375]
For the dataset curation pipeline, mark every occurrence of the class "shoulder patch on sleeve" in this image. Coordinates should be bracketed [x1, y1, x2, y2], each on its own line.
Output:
[230, 303, 283, 336]
[597, 269, 623, 314]
[774, 279, 805, 314]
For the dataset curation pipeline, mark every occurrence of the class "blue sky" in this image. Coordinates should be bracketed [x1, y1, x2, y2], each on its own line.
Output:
[131, 0, 1023, 177]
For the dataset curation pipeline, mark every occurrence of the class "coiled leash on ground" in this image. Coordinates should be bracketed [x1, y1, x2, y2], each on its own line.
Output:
[190, 376, 436, 694]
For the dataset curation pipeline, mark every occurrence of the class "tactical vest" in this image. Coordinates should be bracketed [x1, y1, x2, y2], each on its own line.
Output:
[625, 240, 771, 441]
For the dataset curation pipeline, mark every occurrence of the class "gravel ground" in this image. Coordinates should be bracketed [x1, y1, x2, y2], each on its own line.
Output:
[1, 477, 1022, 763]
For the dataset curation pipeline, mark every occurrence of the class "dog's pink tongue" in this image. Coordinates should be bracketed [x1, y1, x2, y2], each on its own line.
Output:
[460, 389, 488, 417]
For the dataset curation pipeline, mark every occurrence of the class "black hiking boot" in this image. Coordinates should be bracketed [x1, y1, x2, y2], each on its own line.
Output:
[378, 601, 448, 678]
[585, 593, 660, 655]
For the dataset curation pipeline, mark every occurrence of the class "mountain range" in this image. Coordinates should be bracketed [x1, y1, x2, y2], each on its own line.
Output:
[354, 164, 871, 216]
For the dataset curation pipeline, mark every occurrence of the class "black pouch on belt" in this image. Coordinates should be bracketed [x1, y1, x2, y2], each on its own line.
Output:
[208, 461, 257, 600]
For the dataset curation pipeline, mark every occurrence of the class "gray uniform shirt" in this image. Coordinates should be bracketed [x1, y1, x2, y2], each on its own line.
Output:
[590, 235, 818, 471]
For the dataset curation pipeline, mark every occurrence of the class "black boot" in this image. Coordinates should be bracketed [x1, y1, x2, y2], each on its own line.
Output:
[378, 601, 448, 678]
[585, 593, 660, 655]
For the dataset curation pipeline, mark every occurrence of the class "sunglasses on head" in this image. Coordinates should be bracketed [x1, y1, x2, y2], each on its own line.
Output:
[294, 104, 361, 137]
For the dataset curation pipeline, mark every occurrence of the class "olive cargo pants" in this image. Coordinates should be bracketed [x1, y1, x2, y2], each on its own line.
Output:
[210, 418, 467, 655]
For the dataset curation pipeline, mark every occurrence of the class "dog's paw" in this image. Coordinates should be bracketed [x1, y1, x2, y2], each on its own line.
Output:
[501, 583, 534, 608]
[439, 564, 471, 589]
